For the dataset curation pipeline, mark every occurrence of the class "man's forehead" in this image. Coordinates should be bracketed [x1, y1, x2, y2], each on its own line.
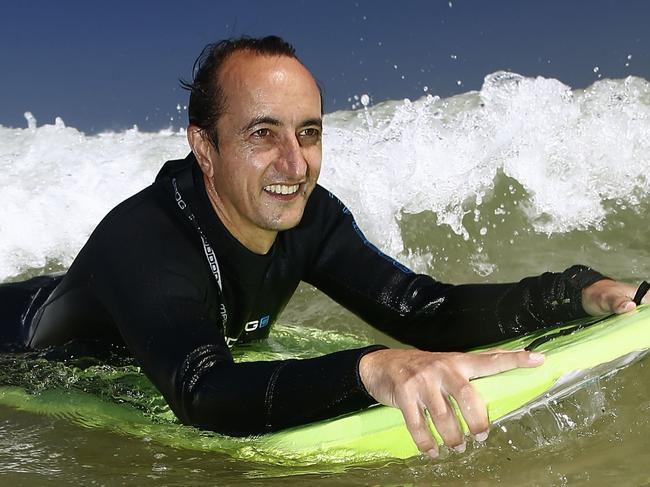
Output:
[220, 51, 315, 89]
[218, 51, 321, 113]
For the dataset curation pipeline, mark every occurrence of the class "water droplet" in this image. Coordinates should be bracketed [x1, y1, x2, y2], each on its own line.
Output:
[24, 111, 37, 130]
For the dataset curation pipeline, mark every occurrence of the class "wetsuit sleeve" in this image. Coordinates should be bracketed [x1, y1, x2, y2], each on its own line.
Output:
[304, 189, 606, 351]
[91, 206, 382, 436]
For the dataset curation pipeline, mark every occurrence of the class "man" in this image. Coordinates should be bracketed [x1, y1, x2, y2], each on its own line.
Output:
[1, 36, 646, 459]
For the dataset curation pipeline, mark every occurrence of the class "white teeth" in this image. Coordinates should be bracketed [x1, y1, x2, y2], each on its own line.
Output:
[265, 184, 300, 195]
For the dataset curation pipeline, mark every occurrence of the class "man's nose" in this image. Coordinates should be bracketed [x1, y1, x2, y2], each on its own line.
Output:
[277, 135, 307, 179]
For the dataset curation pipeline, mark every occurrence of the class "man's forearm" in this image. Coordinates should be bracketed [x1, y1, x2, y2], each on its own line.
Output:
[371, 265, 606, 351]
[179, 345, 385, 436]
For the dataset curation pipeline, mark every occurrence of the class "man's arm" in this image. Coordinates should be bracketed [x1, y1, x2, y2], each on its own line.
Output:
[92, 224, 383, 436]
[358, 280, 648, 458]
[304, 189, 648, 456]
[304, 189, 606, 349]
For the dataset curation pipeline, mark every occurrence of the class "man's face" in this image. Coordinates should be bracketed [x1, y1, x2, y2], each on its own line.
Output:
[205, 51, 322, 243]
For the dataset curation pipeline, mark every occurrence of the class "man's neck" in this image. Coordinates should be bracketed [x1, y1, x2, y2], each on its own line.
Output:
[202, 175, 276, 255]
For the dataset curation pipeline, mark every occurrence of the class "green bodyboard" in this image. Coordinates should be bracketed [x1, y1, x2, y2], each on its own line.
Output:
[258, 304, 650, 461]
[1, 305, 649, 465]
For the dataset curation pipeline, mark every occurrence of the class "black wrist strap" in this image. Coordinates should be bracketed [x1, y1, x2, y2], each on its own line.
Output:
[633, 281, 650, 306]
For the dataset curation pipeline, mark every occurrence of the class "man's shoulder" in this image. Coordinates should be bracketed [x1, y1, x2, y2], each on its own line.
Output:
[305, 184, 348, 216]
[291, 185, 352, 238]
[101, 154, 192, 228]
[66, 156, 208, 291]
[100, 180, 166, 226]
[88, 160, 192, 251]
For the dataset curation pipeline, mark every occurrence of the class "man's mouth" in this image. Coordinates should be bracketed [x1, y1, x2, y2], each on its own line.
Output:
[263, 184, 301, 196]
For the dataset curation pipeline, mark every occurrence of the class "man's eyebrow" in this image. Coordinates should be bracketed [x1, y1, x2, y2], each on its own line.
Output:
[242, 116, 282, 133]
[301, 118, 323, 129]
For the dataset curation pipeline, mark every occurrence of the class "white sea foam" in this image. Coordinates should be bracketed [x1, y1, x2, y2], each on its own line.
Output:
[1, 73, 650, 280]
[322, 73, 650, 255]
[0, 118, 187, 278]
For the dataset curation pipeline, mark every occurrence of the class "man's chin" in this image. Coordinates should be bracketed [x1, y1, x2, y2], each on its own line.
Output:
[261, 211, 305, 232]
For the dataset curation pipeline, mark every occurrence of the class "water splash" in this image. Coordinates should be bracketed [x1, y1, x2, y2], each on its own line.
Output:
[0, 114, 187, 279]
[322, 73, 650, 263]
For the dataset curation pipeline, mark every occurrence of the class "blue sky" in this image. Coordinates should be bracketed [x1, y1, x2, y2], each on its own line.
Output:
[1, 0, 649, 133]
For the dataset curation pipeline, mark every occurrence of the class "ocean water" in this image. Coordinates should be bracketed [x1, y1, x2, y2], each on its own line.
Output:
[1, 72, 650, 485]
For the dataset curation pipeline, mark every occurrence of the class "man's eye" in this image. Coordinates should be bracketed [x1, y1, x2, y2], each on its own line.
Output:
[253, 128, 271, 138]
[299, 128, 321, 138]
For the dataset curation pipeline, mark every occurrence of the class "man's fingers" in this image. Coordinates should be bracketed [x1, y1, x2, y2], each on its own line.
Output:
[423, 388, 465, 450]
[444, 372, 488, 437]
[613, 297, 636, 314]
[582, 280, 648, 315]
[360, 347, 548, 458]
[462, 349, 545, 379]
[399, 400, 438, 457]
[602, 286, 637, 314]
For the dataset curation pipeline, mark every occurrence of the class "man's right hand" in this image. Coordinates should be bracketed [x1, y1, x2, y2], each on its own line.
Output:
[358, 348, 545, 458]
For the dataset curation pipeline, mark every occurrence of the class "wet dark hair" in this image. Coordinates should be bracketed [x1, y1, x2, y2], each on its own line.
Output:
[180, 35, 320, 150]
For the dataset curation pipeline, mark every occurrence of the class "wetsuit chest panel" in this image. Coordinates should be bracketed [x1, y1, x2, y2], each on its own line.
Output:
[220, 250, 303, 344]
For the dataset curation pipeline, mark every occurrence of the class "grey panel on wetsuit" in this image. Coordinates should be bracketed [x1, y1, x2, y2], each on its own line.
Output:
[27, 278, 119, 349]
[0, 273, 119, 349]
[0, 274, 63, 348]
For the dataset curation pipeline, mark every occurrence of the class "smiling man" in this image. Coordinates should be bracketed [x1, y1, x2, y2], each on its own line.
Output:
[2, 36, 647, 458]
[187, 48, 323, 254]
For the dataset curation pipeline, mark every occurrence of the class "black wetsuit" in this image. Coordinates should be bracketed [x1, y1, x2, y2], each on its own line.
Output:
[0, 153, 605, 436]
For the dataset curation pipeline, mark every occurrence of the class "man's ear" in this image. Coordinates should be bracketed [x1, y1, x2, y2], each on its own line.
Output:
[187, 125, 215, 179]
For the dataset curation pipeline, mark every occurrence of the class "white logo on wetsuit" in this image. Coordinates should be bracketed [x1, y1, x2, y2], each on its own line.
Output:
[244, 315, 270, 332]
